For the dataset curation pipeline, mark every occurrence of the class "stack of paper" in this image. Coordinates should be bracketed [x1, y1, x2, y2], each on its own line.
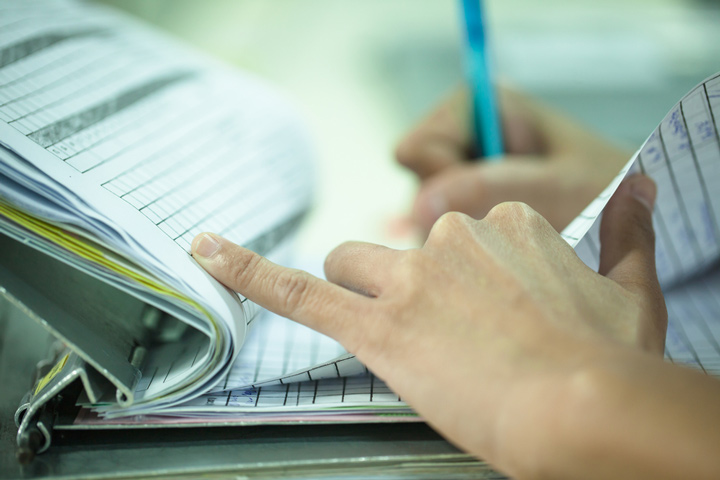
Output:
[1, 0, 718, 431]
[0, 0, 404, 422]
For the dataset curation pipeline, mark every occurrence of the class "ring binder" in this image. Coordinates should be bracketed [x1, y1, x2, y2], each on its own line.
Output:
[3, 0, 720, 468]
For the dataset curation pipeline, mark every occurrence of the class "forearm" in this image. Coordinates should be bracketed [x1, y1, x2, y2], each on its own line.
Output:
[499, 346, 720, 480]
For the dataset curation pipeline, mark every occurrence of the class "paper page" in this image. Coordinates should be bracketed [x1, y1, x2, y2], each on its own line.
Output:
[93, 372, 409, 419]
[565, 73, 720, 288]
[214, 311, 365, 391]
[72, 408, 419, 427]
[0, 0, 312, 305]
[664, 266, 720, 376]
[0, 0, 314, 408]
[561, 73, 720, 377]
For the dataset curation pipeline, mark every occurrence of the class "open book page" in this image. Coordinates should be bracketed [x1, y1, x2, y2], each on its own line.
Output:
[0, 0, 312, 313]
[0, 0, 315, 408]
[665, 266, 720, 376]
[214, 312, 365, 391]
[82, 372, 411, 420]
[562, 72, 720, 377]
[565, 73, 720, 287]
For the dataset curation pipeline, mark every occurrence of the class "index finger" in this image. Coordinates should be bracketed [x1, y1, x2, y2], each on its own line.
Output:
[191, 233, 373, 341]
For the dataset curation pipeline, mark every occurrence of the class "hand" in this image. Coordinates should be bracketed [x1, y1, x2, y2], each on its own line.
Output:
[395, 87, 632, 234]
[187, 174, 720, 479]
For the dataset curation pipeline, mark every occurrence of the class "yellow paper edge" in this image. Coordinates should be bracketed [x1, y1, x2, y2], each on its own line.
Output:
[0, 203, 224, 401]
[35, 353, 69, 395]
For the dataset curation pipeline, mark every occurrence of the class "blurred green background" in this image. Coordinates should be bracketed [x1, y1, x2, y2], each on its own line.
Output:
[93, 0, 720, 257]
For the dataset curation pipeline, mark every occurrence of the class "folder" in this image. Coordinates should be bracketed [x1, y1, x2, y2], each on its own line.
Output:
[2, 0, 720, 464]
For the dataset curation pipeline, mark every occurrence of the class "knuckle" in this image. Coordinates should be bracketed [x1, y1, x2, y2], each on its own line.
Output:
[426, 211, 485, 249]
[485, 201, 534, 223]
[485, 201, 548, 234]
[429, 211, 472, 236]
[227, 250, 263, 291]
[273, 269, 313, 316]
[427, 212, 459, 245]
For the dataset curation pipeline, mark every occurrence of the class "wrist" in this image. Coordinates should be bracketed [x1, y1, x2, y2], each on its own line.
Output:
[489, 344, 640, 479]
[496, 345, 720, 480]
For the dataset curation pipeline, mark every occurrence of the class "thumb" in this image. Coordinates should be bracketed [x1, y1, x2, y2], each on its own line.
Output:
[598, 174, 666, 351]
[598, 174, 658, 286]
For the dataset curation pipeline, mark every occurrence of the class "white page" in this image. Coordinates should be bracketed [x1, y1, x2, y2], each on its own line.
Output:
[94, 373, 409, 419]
[214, 312, 365, 391]
[562, 73, 720, 378]
[0, 1, 312, 303]
[665, 266, 720, 376]
[565, 73, 720, 288]
[0, 1, 315, 408]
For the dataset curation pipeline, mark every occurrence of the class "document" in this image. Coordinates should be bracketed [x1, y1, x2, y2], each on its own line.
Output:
[1, 0, 718, 427]
[0, 0, 357, 418]
[562, 73, 720, 376]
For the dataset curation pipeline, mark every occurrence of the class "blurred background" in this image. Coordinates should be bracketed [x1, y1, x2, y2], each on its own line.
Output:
[95, 0, 720, 259]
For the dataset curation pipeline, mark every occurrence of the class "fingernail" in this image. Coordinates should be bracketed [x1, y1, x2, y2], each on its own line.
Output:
[629, 176, 657, 213]
[193, 233, 221, 258]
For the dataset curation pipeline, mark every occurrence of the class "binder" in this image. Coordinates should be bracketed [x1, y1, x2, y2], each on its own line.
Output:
[3, 230, 413, 462]
[1, 2, 415, 463]
[4, 230, 180, 461]
[4, 0, 720, 470]
[2, 302, 490, 478]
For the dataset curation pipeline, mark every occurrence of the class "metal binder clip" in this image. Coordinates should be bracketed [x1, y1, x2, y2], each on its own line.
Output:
[14, 349, 110, 463]
[16, 397, 58, 465]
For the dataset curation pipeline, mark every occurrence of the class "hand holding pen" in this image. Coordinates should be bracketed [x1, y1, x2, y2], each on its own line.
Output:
[396, 1, 630, 236]
[396, 86, 631, 236]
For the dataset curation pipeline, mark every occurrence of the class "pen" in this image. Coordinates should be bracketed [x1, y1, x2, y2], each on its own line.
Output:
[459, 0, 503, 159]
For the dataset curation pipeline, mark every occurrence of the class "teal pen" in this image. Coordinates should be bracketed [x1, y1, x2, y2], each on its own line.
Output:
[460, 0, 503, 159]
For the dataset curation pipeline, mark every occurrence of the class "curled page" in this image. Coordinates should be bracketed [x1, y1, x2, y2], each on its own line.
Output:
[563, 73, 720, 287]
[0, 0, 314, 412]
[562, 73, 720, 376]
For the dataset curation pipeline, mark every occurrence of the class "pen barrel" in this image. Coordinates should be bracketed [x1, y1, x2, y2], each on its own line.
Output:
[460, 0, 503, 159]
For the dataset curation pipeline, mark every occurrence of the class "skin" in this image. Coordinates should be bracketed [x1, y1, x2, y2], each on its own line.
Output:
[395, 87, 632, 233]
[191, 175, 720, 479]
[190, 92, 720, 478]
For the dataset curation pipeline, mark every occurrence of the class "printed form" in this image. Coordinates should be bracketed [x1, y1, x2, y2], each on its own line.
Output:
[1, 1, 719, 421]
[564, 73, 720, 377]
[0, 0, 353, 413]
